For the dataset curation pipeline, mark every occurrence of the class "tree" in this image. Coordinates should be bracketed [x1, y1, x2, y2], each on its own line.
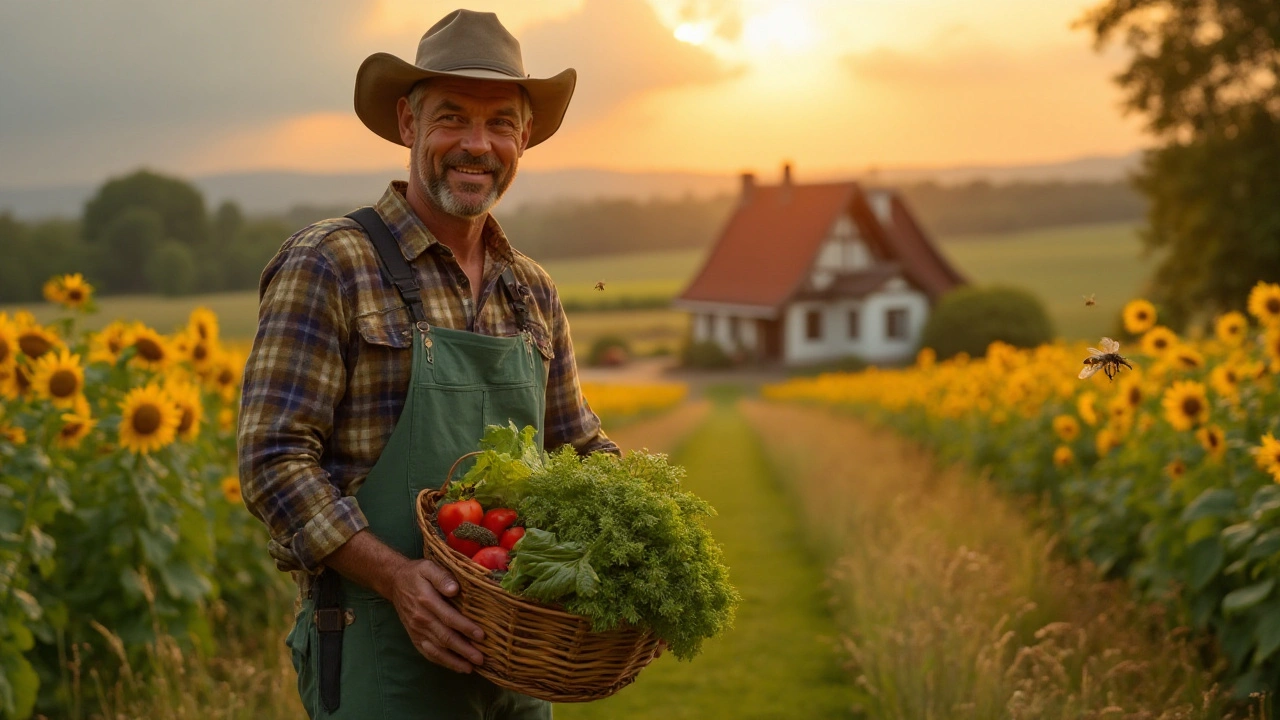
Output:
[1078, 1, 1280, 327]
[82, 169, 209, 248]
[96, 207, 165, 294]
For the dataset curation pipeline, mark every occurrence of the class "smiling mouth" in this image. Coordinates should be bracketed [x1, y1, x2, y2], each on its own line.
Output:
[450, 166, 492, 177]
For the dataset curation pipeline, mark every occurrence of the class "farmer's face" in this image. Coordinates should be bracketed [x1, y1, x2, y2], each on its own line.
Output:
[399, 78, 531, 219]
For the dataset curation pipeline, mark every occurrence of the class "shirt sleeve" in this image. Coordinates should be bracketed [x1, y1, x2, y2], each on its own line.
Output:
[237, 243, 368, 574]
[541, 283, 620, 457]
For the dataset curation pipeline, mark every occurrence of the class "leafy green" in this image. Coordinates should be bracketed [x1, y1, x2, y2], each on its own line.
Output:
[448, 422, 544, 507]
[514, 447, 739, 660]
[501, 528, 599, 601]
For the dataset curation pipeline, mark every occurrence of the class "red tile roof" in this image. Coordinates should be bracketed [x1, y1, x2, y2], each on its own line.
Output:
[677, 179, 964, 309]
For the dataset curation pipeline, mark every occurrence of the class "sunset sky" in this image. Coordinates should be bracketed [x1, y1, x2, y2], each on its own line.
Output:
[0, 0, 1148, 187]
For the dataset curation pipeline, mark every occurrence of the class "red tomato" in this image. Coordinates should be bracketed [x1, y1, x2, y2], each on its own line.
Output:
[481, 508, 519, 536]
[472, 546, 510, 571]
[499, 527, 525, 550]
[446, 531, 484, 557]
[437, 499, 483, 536]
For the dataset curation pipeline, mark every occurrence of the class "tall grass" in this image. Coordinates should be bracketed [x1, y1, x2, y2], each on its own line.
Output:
[742, 400, 1267, 719]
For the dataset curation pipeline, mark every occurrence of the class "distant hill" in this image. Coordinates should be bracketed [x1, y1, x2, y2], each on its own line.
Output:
[0, 152, 1142, 220]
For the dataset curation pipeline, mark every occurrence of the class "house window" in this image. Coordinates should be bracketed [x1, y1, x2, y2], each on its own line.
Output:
[885, 308, 908, 340]
[805, 310, 823, 340]
[847, 309, 860, 339]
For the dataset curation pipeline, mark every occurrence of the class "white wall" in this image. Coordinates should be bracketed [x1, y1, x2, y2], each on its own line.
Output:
[809, 214, 870, 290]
[783, 279, 928, 365]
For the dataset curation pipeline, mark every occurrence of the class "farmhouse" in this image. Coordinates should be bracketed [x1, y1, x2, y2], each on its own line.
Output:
[674, 165, 965, 366]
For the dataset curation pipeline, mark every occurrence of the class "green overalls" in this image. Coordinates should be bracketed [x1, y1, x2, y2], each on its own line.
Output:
[285, 209, 553, 719]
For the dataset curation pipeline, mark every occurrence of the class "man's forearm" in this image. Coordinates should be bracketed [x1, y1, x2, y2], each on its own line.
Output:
[323, 529, 413, 599]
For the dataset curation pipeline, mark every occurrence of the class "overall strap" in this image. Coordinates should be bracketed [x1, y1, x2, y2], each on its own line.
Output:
[346, 207, 427, 323]
[499, 267, 531, 331]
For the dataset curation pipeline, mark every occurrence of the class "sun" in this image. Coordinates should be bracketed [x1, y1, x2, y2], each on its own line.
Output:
[742, 2, 817, 56]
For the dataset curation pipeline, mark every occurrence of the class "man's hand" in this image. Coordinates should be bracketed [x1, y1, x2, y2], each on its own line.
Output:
[388, 559, 487, 673]
[324, 530, 486, 672]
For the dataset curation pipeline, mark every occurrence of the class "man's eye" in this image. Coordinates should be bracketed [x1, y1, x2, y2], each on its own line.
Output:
[491, 119, 516, 129]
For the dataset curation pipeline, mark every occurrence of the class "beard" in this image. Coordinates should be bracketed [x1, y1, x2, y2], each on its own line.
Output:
[416, 147, 517, 219]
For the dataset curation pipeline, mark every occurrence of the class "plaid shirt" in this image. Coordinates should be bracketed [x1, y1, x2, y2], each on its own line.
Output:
[238, 181, 617, 577]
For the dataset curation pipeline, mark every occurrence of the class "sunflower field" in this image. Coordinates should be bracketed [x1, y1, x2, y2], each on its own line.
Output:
[765, 281, 1280, 696]
[0, 276, 283, 719]
[580, 381, 687, 422]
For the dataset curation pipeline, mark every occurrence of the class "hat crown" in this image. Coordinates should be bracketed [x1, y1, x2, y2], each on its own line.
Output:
[415, 9, 526, 79]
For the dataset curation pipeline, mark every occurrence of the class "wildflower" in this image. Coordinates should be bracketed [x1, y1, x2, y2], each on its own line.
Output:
[1053, 445, 1074, 467]
[1141, 326, 1178, 356]
[1123, 299, 1157, 334]
[118, 384, 181, 454]
[1162, 380, 1210, 431]
[1077, 391, 1098, 426]
[1197, 424, 1226, 462]
[1053, 415, 1080, 442]
[1215, 312, 1247, 346]
[1247, 282, 1280, 326]
[127, 326, 174, 371]
[1255, 434, 1280, 482]
[55, 396, 96, 450]
[221, 476, 243, 503]
[29, 349, 84, 408]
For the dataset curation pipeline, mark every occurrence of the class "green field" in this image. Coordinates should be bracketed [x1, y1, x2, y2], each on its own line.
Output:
[936, 221, 1156, 340]
[4, 222, 1151, 347]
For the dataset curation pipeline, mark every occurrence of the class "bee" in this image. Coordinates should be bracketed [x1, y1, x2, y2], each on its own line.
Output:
[1078, 337, 1133, 381]
[1082, 293, 1096, 307]
[594, 281, 606, 291]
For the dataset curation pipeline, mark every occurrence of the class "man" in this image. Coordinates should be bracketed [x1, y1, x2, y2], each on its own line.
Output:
[238, 10, 616, 718]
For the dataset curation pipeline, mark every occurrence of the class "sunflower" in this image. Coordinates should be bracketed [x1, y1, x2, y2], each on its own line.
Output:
[1053, 445, 1074, 467]
[42, 277, 65, 304]
[1248, 282, 1280, 327]
[217, 407, 236, 433]
[1123, 299, 1157, 334]
[1255, 433, 1280, 482]
[185, 331, 217, 373]
[16, 324, 61, 360]
[1118, 377, 1144, 408]
[1141, 326, 1178, 356]
[208, 350, 244, 401]
[0, 365, 18, 401]
[118, 384, 181, 454]
[1197, 424, 1227, 462]
[0, 423, 26, 446]
[57, 274, 93, 310]
[1215, 312, 1248, 346]
[127, 326, 174, 371]
[55, 396, 96, 450]
[29, 349, 84, 408]
[1096, 427, 1118, 458]
[220, 476, 243, 504]
[188, 307, 220, 343]
[1052, 414, 1080, 442]
[1165, 458, 1187, 482]
[1078, 391, 1099, 426]
[1265, 329, 1280, 373]
[88, 321, 133, 365]
[1171, 346, 1204, 371]
[1162, 380, 1210, 431]
[1210, 365, 1241, 401]
[164, 379, 204, 442]
[0, 315, 17, 368]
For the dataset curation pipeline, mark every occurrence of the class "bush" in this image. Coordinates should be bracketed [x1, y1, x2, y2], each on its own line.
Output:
[680, 340, 732, 369]
[920, 285, 1054, 359]
[587, 335, 631, 367]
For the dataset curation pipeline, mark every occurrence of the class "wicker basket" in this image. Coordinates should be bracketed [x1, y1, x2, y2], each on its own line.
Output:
[413, 452, 660, 703]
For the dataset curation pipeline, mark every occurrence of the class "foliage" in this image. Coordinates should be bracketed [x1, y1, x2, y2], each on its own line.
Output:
[680, 339, 733, 369]
[898, 179, 1144, 236]
[1077, 0, 1280, 327]
[0, 278, 284, 718]
[586, 335, 630, 367]
[513, 447, 739, 660]
[919, 285, 1054, 358]
[766, 281, 1280, 696]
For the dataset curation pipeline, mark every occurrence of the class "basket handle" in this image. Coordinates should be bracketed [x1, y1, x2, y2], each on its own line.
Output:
[441, 451, 484, 493]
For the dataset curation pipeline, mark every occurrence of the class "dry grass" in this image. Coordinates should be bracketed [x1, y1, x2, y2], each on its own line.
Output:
[741, 400, 1266, 720]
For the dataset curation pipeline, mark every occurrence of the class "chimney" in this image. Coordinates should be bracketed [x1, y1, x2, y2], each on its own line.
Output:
[739, 172, 756, 206]
[780, 162, 793, 203]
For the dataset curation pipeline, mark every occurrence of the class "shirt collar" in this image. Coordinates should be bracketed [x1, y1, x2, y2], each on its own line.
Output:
[375, 181, 515, 265]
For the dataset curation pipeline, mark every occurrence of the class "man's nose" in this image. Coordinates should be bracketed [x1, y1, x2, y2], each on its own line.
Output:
[459, 123, 493, 155]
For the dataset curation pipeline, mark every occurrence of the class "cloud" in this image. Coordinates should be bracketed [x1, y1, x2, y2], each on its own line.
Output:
[519, 0, 740, 124]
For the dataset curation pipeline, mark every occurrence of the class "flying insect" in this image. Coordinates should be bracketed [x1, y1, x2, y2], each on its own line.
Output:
[1082, 293, 1096, 307]
[1078, 337, 1133, 381]
[594, 281, 606, 291]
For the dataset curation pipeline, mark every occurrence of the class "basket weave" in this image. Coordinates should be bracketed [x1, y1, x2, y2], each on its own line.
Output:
[413, 452, 660, 703]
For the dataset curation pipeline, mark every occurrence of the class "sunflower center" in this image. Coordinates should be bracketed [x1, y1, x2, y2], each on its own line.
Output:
[1128, 387, 1141, 406]
[1154, 338, 1168, 350]
[192, 343, 208, 361]
[178, 408, 194, 434]
[107, 335, 123, 353]
[1208, 432, 1220, 448]
[49, 369, 79, 398]
[1137, 311, 1149, 321]
[217, 369, 234, 386]
[132, 404, 162, 434]
[1268, 298, 1280, 315]
[0, 337, 9, 364]
[60, 422, 83, 439]
[135, 338, 164, 362]
[19, 333, 52, 358]
[1181, 397, 1203, 418]
[67, 288, 84, 302]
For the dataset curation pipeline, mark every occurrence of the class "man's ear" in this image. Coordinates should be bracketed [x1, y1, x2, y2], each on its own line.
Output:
[396, 96, 417, 146]
[518, 115, 532, 157]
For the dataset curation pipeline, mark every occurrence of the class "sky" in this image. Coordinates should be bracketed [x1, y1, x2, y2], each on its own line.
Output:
[0, 0, 1148, 188]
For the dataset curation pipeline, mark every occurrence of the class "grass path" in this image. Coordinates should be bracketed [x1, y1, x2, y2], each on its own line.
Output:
[557, 396, 860, 720]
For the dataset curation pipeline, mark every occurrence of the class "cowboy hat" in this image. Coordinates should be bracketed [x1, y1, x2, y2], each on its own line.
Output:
[354, 9, 576, 149]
